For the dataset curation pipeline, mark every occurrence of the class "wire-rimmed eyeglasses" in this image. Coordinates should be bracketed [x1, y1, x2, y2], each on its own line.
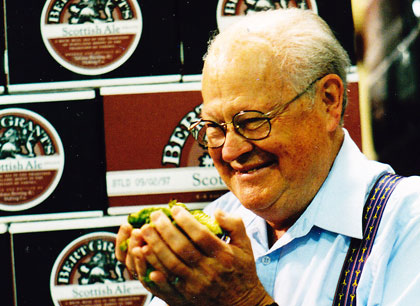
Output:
[188, 75, 325, 148]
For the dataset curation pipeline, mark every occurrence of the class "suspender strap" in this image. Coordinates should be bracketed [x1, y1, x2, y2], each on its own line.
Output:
[332, 173, 404, 306]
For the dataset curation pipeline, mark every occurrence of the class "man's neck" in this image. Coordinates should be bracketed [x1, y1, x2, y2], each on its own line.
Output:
[266, 219, 296, 247]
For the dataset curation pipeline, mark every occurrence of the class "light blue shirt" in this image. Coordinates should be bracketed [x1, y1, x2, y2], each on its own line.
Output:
[149, 130, 420, 305]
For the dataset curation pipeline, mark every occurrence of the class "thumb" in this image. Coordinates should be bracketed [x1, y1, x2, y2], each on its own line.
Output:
[214, 209, 251, 249]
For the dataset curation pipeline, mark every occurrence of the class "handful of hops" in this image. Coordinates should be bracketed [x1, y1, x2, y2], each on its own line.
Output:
[119, 199, 227, 252]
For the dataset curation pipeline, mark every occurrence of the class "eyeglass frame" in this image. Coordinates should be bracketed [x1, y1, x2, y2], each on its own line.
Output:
[188, 75, 326, 148]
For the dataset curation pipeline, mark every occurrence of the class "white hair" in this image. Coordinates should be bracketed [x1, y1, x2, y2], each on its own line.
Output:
[205, 8, 351, 118]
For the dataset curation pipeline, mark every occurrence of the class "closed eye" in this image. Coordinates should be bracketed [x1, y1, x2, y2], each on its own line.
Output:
[236, 117, 267, 131]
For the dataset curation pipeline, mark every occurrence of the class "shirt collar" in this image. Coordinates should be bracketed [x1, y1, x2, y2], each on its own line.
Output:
[310, 129, 392, 239]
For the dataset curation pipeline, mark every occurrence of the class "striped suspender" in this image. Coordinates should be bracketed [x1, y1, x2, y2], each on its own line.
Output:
[332, 173, 404, 306]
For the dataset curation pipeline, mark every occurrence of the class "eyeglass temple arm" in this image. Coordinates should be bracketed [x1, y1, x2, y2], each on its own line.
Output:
[266, 75, 325, 118]
[188, 119, 203, 132]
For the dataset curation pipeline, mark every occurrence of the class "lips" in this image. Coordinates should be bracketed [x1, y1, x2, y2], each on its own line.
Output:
[234, 161, 276, 174]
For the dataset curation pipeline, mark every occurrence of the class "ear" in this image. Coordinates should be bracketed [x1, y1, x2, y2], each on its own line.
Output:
[318, 74, 344, 132]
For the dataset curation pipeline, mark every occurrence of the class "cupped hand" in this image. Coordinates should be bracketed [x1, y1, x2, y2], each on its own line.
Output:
[126, 206, 274, 306]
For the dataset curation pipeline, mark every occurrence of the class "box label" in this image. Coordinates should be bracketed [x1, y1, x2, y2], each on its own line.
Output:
[0, 108, 64, 211]
[41, 0, 143, 75]
[50, 232, 151, 306]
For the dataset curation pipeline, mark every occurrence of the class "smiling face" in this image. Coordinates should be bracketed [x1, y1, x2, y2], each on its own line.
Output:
[201, 35, 344, 227]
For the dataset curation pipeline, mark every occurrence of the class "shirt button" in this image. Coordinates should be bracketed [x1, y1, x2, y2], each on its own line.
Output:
[262, 256, 271, 265]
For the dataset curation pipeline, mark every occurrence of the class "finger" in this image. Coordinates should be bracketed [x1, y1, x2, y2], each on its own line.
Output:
[137, 265, 188, 306]
[134, 246, 186, 305]
[171, 206, 227, 257]
[140, 224, 191, 278]
[131, 246, 147, 277]
[129, 228, 146, 249]
[148, 270, 167, 284]
[115, 223, 132, 262]
[140, 244, 169, 278]
[125, 228, 145, 272]
[132, 247, 167, 289]
[150, 210, 202, 266]
[214, 209, 251, 249]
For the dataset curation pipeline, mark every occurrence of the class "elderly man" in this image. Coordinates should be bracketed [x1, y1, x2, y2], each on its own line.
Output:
[116, 8, 420, 306]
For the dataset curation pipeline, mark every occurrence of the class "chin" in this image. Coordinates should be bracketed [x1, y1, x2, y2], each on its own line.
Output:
[233, 185, 280, 212]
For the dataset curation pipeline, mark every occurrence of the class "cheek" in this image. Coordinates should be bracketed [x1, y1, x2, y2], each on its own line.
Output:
[208, 149, 231, 179]
[208, 148, 221, 165]
[269, 125, 325, 173]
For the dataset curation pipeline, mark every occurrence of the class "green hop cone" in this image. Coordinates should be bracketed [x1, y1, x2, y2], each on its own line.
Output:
[119, 237, 130, 252]
[190, 210, 223, 236]
[127, 207, 172, 229]
[119, 199, 227, 250]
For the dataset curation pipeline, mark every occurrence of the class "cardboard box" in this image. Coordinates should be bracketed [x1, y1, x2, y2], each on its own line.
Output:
[101, 82, 228, 215]
[5, 0, 181, 92]
[9, 216, 152, 306]
[177, 0, 218, 77]
[0, 1, 5, 93]
[0, 90, 106, 222]
[0, 224, 13, 306]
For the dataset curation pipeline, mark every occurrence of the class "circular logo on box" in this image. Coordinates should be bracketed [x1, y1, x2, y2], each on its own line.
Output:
[41, 0, 143, 75]
[50, 232, 150, 306]
[0, 108, 64, 211]
[217, 0, 318, 31]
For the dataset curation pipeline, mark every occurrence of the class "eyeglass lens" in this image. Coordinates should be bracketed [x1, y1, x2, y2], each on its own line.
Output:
[234, 111, 271, 140]
[193, 111, 272, 148]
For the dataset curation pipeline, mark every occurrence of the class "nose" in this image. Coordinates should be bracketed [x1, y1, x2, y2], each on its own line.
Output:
[221, 126, 253, 162]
